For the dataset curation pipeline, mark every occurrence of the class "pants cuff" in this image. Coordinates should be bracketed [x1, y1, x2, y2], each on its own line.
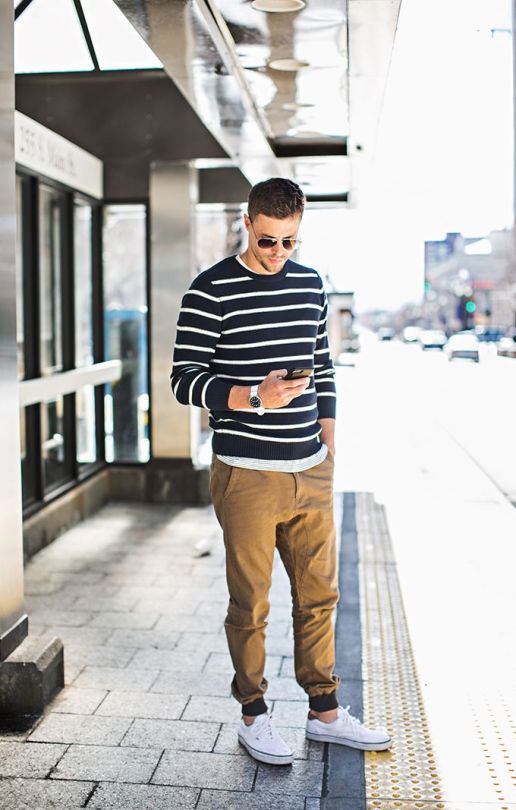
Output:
[241, 697, 268, 717]
[308, 692, 339, 712]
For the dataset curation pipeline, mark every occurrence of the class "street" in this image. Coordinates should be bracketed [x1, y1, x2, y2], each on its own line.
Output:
[334, 334, 516, 803]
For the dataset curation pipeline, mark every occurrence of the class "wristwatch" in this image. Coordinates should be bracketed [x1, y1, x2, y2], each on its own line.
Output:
[249, 384, 265, 415]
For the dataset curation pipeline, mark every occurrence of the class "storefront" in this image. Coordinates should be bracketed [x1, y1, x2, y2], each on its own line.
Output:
[15, 112, 149, 520]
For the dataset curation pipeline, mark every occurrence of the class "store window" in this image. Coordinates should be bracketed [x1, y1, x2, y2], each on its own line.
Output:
[15, 176, 25, 381]
[76, 384, 97, 469]
[39, 185, 64, 375]
[103, 204, 149, 462]
[41, 397, 68, 490]
[74, 199, 94, 368]
[20, 408, 36, 505]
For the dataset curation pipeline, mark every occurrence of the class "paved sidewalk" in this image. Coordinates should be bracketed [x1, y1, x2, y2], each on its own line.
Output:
[0, 502, 325, 809]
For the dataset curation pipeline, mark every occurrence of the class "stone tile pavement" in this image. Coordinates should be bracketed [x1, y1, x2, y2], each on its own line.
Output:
[0, 502, 327, 809]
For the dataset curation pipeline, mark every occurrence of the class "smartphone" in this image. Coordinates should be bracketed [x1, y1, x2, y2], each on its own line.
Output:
[283, 368, 313, 380]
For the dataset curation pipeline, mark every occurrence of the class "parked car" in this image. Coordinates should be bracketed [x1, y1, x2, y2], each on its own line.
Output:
[497, 336, 516, 358]
[446, 333, 480, 362]
[475, 326, 505, 343]
[419, 329, 447, 350]
[377, 327, 395, 341]
[402, 326, 421, 343]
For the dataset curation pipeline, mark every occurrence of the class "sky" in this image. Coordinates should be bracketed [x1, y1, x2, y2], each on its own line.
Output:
[299, 0, 514, 312]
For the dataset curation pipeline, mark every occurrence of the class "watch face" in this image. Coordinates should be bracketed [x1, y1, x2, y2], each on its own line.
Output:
[249, 396, 262, 408]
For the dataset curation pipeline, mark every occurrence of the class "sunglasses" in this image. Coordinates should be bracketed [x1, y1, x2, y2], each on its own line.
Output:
[249, 221, 301, 251]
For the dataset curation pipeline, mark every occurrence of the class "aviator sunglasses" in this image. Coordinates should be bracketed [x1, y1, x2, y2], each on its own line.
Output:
[249, 220, 301, 252]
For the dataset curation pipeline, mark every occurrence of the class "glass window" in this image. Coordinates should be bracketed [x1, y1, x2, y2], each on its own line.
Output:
[195, 205, 245, 273]
[15, 0, 95, 74]
[74, 200, 94, 367]
[15, 175, 24, 380]
[20, 408, 36, 505]
[81, 0, 162, 71]
[39, 185, 63, 375]
[103, 204, 149, 462]
[41, 397, 67, 490]
[76, 384, 97, 469]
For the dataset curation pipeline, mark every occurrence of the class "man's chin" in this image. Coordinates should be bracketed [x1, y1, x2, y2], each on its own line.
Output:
[264, 259, 285, 273]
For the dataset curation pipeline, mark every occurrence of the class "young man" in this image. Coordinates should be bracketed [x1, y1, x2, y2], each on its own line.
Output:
[171, 178, 391, 765]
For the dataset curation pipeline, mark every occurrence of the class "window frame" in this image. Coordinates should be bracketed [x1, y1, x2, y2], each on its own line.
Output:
[16, 168, 107, 518]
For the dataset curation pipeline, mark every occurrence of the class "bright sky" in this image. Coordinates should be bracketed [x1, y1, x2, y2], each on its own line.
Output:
[300, 0, 514, 312]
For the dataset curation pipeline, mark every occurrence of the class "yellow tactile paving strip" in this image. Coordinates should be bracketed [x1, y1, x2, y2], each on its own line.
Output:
[355, 493, 516, 810]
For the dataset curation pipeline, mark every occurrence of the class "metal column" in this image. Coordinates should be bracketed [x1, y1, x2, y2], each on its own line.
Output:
[0, 0, 28, 659]
[150, 162, 200, 461]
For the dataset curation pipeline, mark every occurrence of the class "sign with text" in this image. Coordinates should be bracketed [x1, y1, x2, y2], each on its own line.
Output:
[15, 111, 103, 199]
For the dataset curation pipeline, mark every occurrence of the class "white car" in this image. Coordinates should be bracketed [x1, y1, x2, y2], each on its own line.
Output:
[446, 333, 480, 362]
[419, 329, 447, 350]
[402, 326, 421, 343]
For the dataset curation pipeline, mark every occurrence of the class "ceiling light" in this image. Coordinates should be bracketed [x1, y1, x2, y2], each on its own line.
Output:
[286, 129, 329, 138]
[268, 58, 310, 71]
[282, 102, 316, 111]
[251, 0, 306, 11]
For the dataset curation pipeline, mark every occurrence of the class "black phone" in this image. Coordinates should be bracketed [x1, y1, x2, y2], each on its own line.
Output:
[283, 368, 313, 380]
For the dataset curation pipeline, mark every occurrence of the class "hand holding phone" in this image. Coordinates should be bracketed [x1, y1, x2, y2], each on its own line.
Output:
[283, 368, 313, 381]
[257, 368, 311, 409]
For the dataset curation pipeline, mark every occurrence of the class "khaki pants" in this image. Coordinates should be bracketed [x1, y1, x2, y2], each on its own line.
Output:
[210, 454, 340, 716]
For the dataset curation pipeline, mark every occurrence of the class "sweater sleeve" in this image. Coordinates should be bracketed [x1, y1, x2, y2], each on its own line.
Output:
[170, 276, 234, 410]
[314, 289, 337, 419]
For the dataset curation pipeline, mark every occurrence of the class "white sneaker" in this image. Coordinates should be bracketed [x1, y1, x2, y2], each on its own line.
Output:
[306, 704, 392, 751]
[238, 713, 294, 765]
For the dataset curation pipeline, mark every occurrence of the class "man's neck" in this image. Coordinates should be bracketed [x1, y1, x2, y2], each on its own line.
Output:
[239, 248, 283, 276]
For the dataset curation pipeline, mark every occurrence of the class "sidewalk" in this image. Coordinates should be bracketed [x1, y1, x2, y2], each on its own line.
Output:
[0, 501, 325, 809]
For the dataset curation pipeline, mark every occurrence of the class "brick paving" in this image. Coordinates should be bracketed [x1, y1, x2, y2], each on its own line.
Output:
[0, 502, 326, 809]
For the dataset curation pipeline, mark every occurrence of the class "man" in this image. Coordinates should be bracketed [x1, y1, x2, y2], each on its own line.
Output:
[171, 178, 391, 765]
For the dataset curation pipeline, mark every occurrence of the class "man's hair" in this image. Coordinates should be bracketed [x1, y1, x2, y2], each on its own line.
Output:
[247, 177, 305, 221]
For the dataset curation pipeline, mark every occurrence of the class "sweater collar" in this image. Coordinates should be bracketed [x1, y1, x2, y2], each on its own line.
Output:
[234, 253, 290, 282]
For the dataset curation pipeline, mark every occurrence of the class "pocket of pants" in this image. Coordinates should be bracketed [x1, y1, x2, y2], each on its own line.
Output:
[211, 458, 240, 500]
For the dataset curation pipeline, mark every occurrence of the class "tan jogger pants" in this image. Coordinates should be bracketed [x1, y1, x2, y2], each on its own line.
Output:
[210, 453, 340, 716]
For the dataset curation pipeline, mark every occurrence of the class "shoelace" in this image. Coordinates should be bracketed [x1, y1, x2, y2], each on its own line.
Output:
[253, 714, 276, 741]
[341, 705, 364, 730]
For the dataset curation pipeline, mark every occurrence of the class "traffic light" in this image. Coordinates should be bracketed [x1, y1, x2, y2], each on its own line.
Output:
[456, 294, 477, 328]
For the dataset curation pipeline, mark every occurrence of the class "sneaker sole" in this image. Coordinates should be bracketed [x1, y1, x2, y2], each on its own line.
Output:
[306, 730, 392, 751]
[238, 735, 294, 765]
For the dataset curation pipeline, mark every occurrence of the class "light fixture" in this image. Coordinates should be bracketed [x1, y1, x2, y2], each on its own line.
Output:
[251, 0, 305, 11]
[282, 102, 316, 110]
[268, 58, 310, 71]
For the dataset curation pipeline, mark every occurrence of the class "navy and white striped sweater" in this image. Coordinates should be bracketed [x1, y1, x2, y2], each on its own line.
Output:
[170, 255, 337, 461]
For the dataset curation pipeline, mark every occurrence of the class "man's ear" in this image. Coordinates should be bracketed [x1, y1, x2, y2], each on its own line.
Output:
[243, 213, 251, 231]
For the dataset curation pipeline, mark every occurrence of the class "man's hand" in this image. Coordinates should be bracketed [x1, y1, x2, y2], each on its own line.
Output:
[258, 369, 310, 409]
[228, 369, 311, 410]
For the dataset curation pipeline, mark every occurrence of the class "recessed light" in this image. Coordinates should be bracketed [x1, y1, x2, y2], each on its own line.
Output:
[268, 58, 310, 71]
[286, 130, 328, 138]
[251, 0, 305, 11]
[282, 102, 316, 111]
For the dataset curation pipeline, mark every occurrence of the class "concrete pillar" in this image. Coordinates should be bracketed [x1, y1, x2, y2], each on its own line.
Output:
[150, 162, 200, 463]
[0, 0, 28, 661]
[0, 7, 63, 723]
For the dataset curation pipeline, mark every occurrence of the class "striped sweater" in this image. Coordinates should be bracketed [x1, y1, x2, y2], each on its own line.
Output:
[170, 255, 337, 461]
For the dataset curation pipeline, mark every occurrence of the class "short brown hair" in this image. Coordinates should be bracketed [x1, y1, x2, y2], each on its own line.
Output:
[247, 177, 305, 221]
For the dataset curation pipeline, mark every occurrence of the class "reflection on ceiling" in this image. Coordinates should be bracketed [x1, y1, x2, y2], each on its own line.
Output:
[14, 0, 402, 203]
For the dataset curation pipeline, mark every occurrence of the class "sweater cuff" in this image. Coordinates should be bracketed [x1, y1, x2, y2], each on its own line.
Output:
[204, 376, 234, 411]
[317, 395, 336, 419]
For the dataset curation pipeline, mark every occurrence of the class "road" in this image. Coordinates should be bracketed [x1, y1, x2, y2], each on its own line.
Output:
[333, 334, 516, 804]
